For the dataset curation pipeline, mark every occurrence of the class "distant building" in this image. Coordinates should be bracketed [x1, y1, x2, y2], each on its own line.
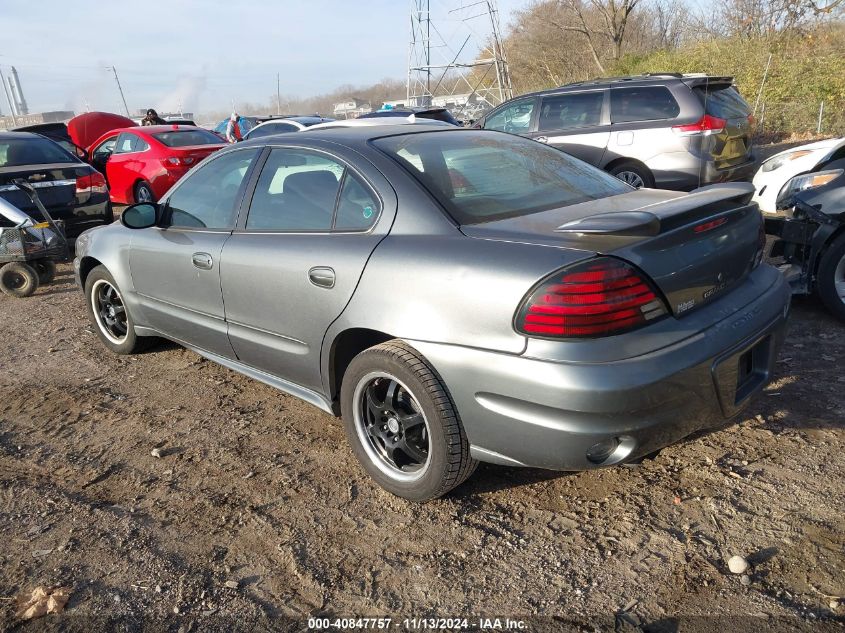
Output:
[0, 110, 75, 131]
[333, 98, 372, 119]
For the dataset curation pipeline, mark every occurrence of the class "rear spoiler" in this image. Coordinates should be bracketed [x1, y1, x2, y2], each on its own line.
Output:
[555, 182, 756, 237]
[681, 76, 734, 88]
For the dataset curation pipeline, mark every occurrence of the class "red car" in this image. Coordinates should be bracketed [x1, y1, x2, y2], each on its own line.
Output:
[86, 124, 226, 204]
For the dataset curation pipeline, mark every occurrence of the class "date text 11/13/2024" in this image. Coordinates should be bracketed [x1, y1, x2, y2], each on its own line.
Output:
[307, 617, 527, 630]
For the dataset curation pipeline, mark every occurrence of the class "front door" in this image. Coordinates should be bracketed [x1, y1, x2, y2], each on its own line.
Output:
[528, 90, 609, 165]
[220, 146, 394, 393]
[128, 147, 260, 357]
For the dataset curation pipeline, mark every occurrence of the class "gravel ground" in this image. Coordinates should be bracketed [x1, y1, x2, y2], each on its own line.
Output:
[0, 262, 843, 632]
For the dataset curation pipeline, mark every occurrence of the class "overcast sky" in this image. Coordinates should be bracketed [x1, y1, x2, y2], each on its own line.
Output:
[0, 0, 528, 116]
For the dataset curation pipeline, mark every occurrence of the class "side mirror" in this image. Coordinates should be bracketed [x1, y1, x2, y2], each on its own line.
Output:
[120, 203, 159, 229]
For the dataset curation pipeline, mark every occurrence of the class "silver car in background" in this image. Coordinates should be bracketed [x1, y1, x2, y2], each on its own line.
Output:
[74, 127, 789, 500]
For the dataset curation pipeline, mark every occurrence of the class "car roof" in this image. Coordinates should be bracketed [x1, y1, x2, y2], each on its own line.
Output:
[0, 131, 43, 140]
[506, 73, 735, 100]
[239, 123, 461, 150]
[307, 116, 452, 131]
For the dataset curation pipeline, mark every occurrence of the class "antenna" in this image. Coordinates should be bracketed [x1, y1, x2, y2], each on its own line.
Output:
[107, 66, 131, 117]
[407, 0, 513, 119]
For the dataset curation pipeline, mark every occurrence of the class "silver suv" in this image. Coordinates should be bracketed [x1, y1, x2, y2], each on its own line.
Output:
[476, 74, 757, 190]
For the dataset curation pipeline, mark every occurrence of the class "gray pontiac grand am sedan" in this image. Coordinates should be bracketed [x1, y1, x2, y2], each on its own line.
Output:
[74, 126, 790, 501]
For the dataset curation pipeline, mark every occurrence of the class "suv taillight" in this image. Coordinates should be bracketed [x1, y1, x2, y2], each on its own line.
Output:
[515, 257, 668, 338]
[76, 172, 108, 195]
[672, 114, 726, 136]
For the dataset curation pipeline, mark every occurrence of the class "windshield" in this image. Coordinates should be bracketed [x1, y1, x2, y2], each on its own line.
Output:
[373, 130, 630, 224]
[153, 129, 223, 147]
[0, 137, 77, 167]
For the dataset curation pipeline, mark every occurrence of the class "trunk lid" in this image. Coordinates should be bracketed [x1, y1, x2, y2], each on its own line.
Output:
[460, 183, 763, 317]
[0, 164, 85, 219]
[169, 144, 225, 165]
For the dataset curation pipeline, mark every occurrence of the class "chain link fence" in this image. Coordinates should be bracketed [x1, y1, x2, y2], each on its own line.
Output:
[753, 100, 845, 139]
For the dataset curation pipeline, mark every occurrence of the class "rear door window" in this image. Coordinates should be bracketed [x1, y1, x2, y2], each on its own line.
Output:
[246, 149, 344, 231]
[334, 172, 380, 231]
[611, 87, 680, 123]
[538, 91, 604, 131]
[114, 133, 149, 154]
[693, 85, 751, 120]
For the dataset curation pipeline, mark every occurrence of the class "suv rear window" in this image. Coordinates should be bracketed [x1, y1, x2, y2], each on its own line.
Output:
[153, 129, 223, 147]
[373, 130, 629, 225]
[611, 87, 680, 123]
[693, 85, 751, 120]
[0, 137, 76, 167]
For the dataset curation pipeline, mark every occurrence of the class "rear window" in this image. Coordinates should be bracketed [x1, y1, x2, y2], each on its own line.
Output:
[373, 130, 629, 225]
[153, 129, 223, 147]
[611, 87, 680, 123]
[694, 85, 751, 120]
[0, 137, 76, 168]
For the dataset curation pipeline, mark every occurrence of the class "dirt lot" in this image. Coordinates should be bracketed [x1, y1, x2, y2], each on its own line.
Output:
[1, 263, 843, 632]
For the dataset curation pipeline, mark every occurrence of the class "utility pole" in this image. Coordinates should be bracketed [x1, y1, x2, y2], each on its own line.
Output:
[0, 67, 17, 126]
[107, 66, 131, 117]
[276, 73, 281, 115]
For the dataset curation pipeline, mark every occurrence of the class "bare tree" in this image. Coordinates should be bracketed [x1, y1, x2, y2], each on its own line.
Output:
[549, 0, 643, 72]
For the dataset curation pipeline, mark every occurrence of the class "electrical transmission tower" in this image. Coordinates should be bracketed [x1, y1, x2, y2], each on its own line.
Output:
[407, 0, 513, 120]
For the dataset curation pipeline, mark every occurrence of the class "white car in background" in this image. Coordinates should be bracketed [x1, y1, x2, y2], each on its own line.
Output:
[752, 137, 845, 213]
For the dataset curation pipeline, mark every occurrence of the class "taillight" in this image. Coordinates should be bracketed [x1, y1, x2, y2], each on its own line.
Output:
[515, 257, 668, 338]
[672, 114, 726, 136]
[76, 172, 108, 195]
[165, 156, 195, 167]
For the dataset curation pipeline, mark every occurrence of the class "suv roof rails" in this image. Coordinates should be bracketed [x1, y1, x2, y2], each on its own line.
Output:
[556, 72, 735, 91]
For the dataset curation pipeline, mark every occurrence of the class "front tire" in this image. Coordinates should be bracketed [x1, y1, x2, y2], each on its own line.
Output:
[816, 233, 845, 321]
[134, 181, 155, 204]
[84, 265, 149, 354]
[0, 262, 39, 297]
[341, 340, 477, 501]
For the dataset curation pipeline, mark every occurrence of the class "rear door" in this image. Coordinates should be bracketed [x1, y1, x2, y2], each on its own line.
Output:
[128, 148, 260, 357]
[219, 145, 395, 393]
[528, 90, 609, 165]
[691, 83, 754, 169]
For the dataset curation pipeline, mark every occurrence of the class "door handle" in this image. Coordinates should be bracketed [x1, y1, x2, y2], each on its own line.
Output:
[308, 266, 335, 289]
[535, 136, 549, 143]
[191, 252, 213, 270]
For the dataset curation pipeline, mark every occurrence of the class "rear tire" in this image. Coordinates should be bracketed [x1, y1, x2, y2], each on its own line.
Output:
[84, 265, 150, 354]
[340, 340, 477, 501]
[0, 262, 39, 298]
[609, 161, 654, 189]
[134, 181, 155, 204]
[33, 260, 57, 285]
[816, 233, 845, 321]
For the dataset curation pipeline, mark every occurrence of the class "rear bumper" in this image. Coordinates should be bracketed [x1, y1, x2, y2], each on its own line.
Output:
[408, 265, 790, 471]
[649, 153, 758, 191]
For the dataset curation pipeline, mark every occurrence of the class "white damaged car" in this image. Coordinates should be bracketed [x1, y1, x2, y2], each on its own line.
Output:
[752, 137, 845, 213]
